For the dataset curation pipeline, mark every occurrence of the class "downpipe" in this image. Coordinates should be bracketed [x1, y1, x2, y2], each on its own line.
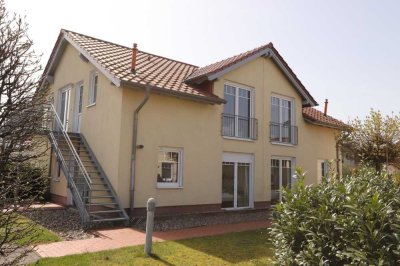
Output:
[130, 85, 151, 220]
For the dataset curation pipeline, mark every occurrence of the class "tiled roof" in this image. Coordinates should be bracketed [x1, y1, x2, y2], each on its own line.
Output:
[186, 42, 317, 106]
[302, 107, 347, 129]
[186, 43, 273, 81]
[61, 30, 224, 103]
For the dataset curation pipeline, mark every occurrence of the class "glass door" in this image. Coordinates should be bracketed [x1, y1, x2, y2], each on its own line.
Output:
[271, 158, 293, 203]
[237, 163, 250, 207]
[222, 157, 252, 209]
[59, 88, 71, 131]
[222, 162, 235, 208]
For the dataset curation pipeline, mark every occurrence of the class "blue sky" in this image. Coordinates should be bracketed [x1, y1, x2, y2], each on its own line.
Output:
[7, 0, 400, 122]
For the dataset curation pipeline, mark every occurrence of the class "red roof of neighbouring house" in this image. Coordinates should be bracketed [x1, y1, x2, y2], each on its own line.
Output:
[302, 107, 347, 129]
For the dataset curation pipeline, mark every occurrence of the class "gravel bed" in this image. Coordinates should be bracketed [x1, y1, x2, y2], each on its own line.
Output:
[132, 208, 271, 231]
[24, 208, 95, 241]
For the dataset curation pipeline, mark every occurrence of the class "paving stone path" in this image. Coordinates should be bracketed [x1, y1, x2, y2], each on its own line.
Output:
[35, 220, 270, 258]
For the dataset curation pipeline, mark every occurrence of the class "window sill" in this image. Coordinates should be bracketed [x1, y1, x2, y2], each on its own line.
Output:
[270, 142, 296, 147]
[156, 184, 183, 189]
[223, 136, 256, 142]
[86, 103, 96, 108]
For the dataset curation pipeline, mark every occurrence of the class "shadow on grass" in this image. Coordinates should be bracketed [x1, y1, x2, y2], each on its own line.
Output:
[173, 228, 274, 264]
[149, 254, 176, 266]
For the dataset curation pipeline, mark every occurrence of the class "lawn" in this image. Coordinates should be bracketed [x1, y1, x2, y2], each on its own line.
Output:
[1, 215, 61, 246]
[33, 228, 274, 265]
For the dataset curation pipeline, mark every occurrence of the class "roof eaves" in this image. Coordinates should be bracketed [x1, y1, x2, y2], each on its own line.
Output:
[39, 32, 67, 89]
[186, 46, 318, 107]
[62, 30, 121, 87]
[303, 115, 347, 130]
[121, 80, 226, 105]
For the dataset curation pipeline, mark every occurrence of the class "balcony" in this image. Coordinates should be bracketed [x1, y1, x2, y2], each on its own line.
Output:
[221, 114, 258, 140]
[269, 122, 298, 145]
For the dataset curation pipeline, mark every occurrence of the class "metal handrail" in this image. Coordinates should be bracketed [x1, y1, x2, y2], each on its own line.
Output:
[80, 134, 129, 223]
[269, 122, 298, 145]
[221, 113, 258, 140]
[49, 132, 90, 224]
[48, 104, 92, 188]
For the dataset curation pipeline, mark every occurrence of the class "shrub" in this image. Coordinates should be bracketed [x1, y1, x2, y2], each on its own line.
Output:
[270, 168, 400, 265]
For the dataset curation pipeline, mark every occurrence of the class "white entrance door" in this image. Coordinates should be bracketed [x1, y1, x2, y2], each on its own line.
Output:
[59, 87, 71, 131]
[73, 84, 83, 133]
[271, 157, 294, 203]
[222, 153, 253, 209]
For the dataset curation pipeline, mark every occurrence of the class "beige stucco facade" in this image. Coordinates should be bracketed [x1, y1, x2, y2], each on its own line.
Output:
[48, 43, 340, 212]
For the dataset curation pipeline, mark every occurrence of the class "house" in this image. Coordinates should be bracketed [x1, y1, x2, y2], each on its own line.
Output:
[41, 29, 346, 227]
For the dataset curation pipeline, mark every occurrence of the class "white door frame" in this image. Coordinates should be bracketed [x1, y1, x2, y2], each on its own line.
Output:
[73, 82, 83, 133]
[222, 152, 254, 209]
[58, 85, 72, 131]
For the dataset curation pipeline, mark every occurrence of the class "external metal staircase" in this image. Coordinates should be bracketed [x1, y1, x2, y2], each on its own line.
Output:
[46, 104, 129, 228]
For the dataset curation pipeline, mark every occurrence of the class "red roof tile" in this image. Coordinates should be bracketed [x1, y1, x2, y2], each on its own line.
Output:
[186, 43, 317, 106]
[186, 43, 273, 81]
[302, 107, 347, 129]
[61, 30, 224, 103]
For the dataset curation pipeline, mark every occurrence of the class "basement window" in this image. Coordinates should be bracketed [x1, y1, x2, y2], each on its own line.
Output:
[157, 148, 183, 188]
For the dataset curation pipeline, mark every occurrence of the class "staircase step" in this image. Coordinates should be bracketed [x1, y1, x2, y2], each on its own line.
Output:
[91, 217, 127, 222]
[86, 202, 118, 206]
[89, 210, 122, 214]
[91, 189, 111, 192]
[76, 183, 106, 186]
[85, 195, 114, 199]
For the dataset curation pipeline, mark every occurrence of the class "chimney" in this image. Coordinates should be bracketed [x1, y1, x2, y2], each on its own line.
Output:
[131, 43, 138, 73]
[324, 99, 328, 116]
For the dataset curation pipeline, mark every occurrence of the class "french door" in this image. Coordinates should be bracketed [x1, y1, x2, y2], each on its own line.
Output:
[59, 87, 71, 131]
[222, 153, 253, 209]
[271, 157, 294, 203]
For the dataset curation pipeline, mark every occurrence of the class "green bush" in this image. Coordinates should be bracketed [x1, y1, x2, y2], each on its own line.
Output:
[270, 168, 400, 265]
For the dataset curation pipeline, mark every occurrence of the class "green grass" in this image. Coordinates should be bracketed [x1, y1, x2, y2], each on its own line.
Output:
[1, 215, 61, 246]
[17, 216, 61, 245]
[33, 228, 274, 266]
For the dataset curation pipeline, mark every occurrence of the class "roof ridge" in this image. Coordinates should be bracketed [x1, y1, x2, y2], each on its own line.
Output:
[195, 42, 272, 72]
[61, 29, 199, 68]
[185, 42, 273, 81]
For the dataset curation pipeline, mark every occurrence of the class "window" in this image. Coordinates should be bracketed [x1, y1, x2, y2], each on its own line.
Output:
[88, 71, 98, 105]
[222, 84, 257, 139]
[271, 158, 294, 203]
[157, 148, 183, 187]
[270, 96, 297, 144]
[319, 160, 329, 180]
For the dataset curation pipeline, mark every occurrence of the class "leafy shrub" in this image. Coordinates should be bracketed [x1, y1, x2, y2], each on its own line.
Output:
[270, 168, 400, 265]
[2, 162, 48, 202]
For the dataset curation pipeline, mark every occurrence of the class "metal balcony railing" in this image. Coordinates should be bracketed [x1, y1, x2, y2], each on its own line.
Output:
[221, 114, 258, 140]
[269, 122, 298, 145]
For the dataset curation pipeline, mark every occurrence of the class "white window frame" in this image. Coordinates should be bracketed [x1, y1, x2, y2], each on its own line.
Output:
[223, 82, 255, 140]
[222, 152, 254, 210]
[88, 70, 98, 106]
[271, 94, 296, 145]
[271, 156, 295, 202]
[157, 147, 184, 188]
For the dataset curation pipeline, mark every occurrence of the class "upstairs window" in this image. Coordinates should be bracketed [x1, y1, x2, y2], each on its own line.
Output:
[88, 71, 98, 105]
[222, 84, 257, 140]
[270, 96, 297, 144]
[157, 148, 183, 188]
